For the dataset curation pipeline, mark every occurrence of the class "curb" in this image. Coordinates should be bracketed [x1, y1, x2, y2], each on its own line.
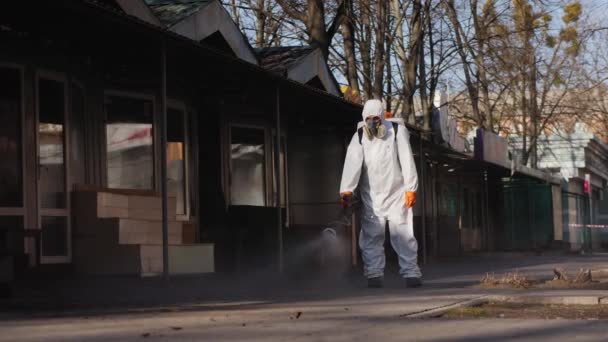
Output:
[491, 294, 608, 306]
[402, 293, 608, 319]
[591, 268, 608, 280]
[403, 297, 489, 319]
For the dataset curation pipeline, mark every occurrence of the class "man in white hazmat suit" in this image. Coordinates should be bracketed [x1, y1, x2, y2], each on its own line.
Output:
[340, 99, 421, 288]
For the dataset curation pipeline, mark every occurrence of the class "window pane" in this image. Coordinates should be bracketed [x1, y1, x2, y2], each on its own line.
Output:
[439, 183, 457, 217]
[41, 216, 67, 257]
[230, 127, 265, 206]
[0, 216, 23, 255]
[105, 96, 154, 190]
[167, 108, 186, 215]
[39, 78, 66, 209]
[0, 68, 23, 207]
[462, 188, 471, 228]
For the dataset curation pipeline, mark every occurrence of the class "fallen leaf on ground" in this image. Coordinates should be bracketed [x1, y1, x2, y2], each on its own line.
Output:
[296, 312, 302, 319]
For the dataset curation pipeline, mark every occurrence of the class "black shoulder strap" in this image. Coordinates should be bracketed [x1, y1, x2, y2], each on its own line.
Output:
[358, 122, 399, 145]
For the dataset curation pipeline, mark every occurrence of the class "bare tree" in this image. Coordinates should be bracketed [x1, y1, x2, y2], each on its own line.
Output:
[444, 0, 586, 168]
[444, 0, 504, 131]
[223, 0, 288, 48]
[391, 0, 424, 123]
[274, 0, 349, 59]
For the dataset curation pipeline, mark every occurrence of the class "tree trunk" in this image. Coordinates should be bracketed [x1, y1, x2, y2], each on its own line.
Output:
[230, 0, 242, 30]
[360, 0, 373, 98]
[275, 0, 333, 58]
[471, 0, 493, 131]
[528, 55, 539, 168]
[419, 71, 430, 130]
[392, 0, 406, 118]
[306, 0, 329, 56]
[266, 2, 283, 47]
[418, 26, 429, 131]
[395, 0, 422, 122]
[255, 0, 266, 48]
[406, 0, 423, 110]
[372, 0, 387, 98]
[342, 0, 360, 94]
[445, 0, 481, 127]
[420, 0, 433, 132]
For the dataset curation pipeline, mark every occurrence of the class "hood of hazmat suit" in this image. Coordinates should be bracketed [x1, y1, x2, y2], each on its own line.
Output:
[361, 99, 389, 139]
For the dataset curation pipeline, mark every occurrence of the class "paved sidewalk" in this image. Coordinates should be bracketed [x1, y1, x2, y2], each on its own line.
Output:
[2, 253, 608, 341]
[5, 252, 607, 311]
[2, 288, 608, 342]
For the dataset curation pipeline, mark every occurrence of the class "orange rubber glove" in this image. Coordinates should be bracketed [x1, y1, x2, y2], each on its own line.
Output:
[340, 191, 353, 208]
[405, 192, 417, 208]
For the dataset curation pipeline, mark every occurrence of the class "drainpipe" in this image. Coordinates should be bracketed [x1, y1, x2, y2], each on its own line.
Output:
[275, 84, 283, 273]
[483, 168, 490, 250]
[160, 38, 169, 280]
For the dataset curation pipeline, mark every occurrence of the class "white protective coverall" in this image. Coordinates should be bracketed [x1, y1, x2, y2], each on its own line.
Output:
[340, 100, 421, 278]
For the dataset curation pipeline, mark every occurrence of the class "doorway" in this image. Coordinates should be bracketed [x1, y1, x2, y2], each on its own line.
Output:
[0, 65, 26, 266]
[37, 72, 71, 264]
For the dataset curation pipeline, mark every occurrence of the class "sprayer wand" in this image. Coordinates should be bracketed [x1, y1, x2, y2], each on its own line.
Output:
[325, 196, 360, 268]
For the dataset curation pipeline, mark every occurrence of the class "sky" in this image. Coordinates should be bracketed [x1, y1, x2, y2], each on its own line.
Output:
[225, 0, 608, 93]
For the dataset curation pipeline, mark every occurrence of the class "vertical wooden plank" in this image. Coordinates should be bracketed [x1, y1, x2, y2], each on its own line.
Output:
[85, 79, 104, 187]
[419, 136, 427, 265]
[275, 84, 283, 273]
[160, 39, 169, 280]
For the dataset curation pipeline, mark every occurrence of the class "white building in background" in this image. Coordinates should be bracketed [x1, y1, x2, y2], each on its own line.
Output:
[386, 90, 468, 153]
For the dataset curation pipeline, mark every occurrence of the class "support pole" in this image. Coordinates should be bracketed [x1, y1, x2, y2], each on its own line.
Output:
[419, 136, 427, 265]
[275, 84, 283, 273]
[586, 182, 593, 255]
[351, 208, 358, 268]
[483, 169, 490, 250]
[160, 38, 169, 281]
